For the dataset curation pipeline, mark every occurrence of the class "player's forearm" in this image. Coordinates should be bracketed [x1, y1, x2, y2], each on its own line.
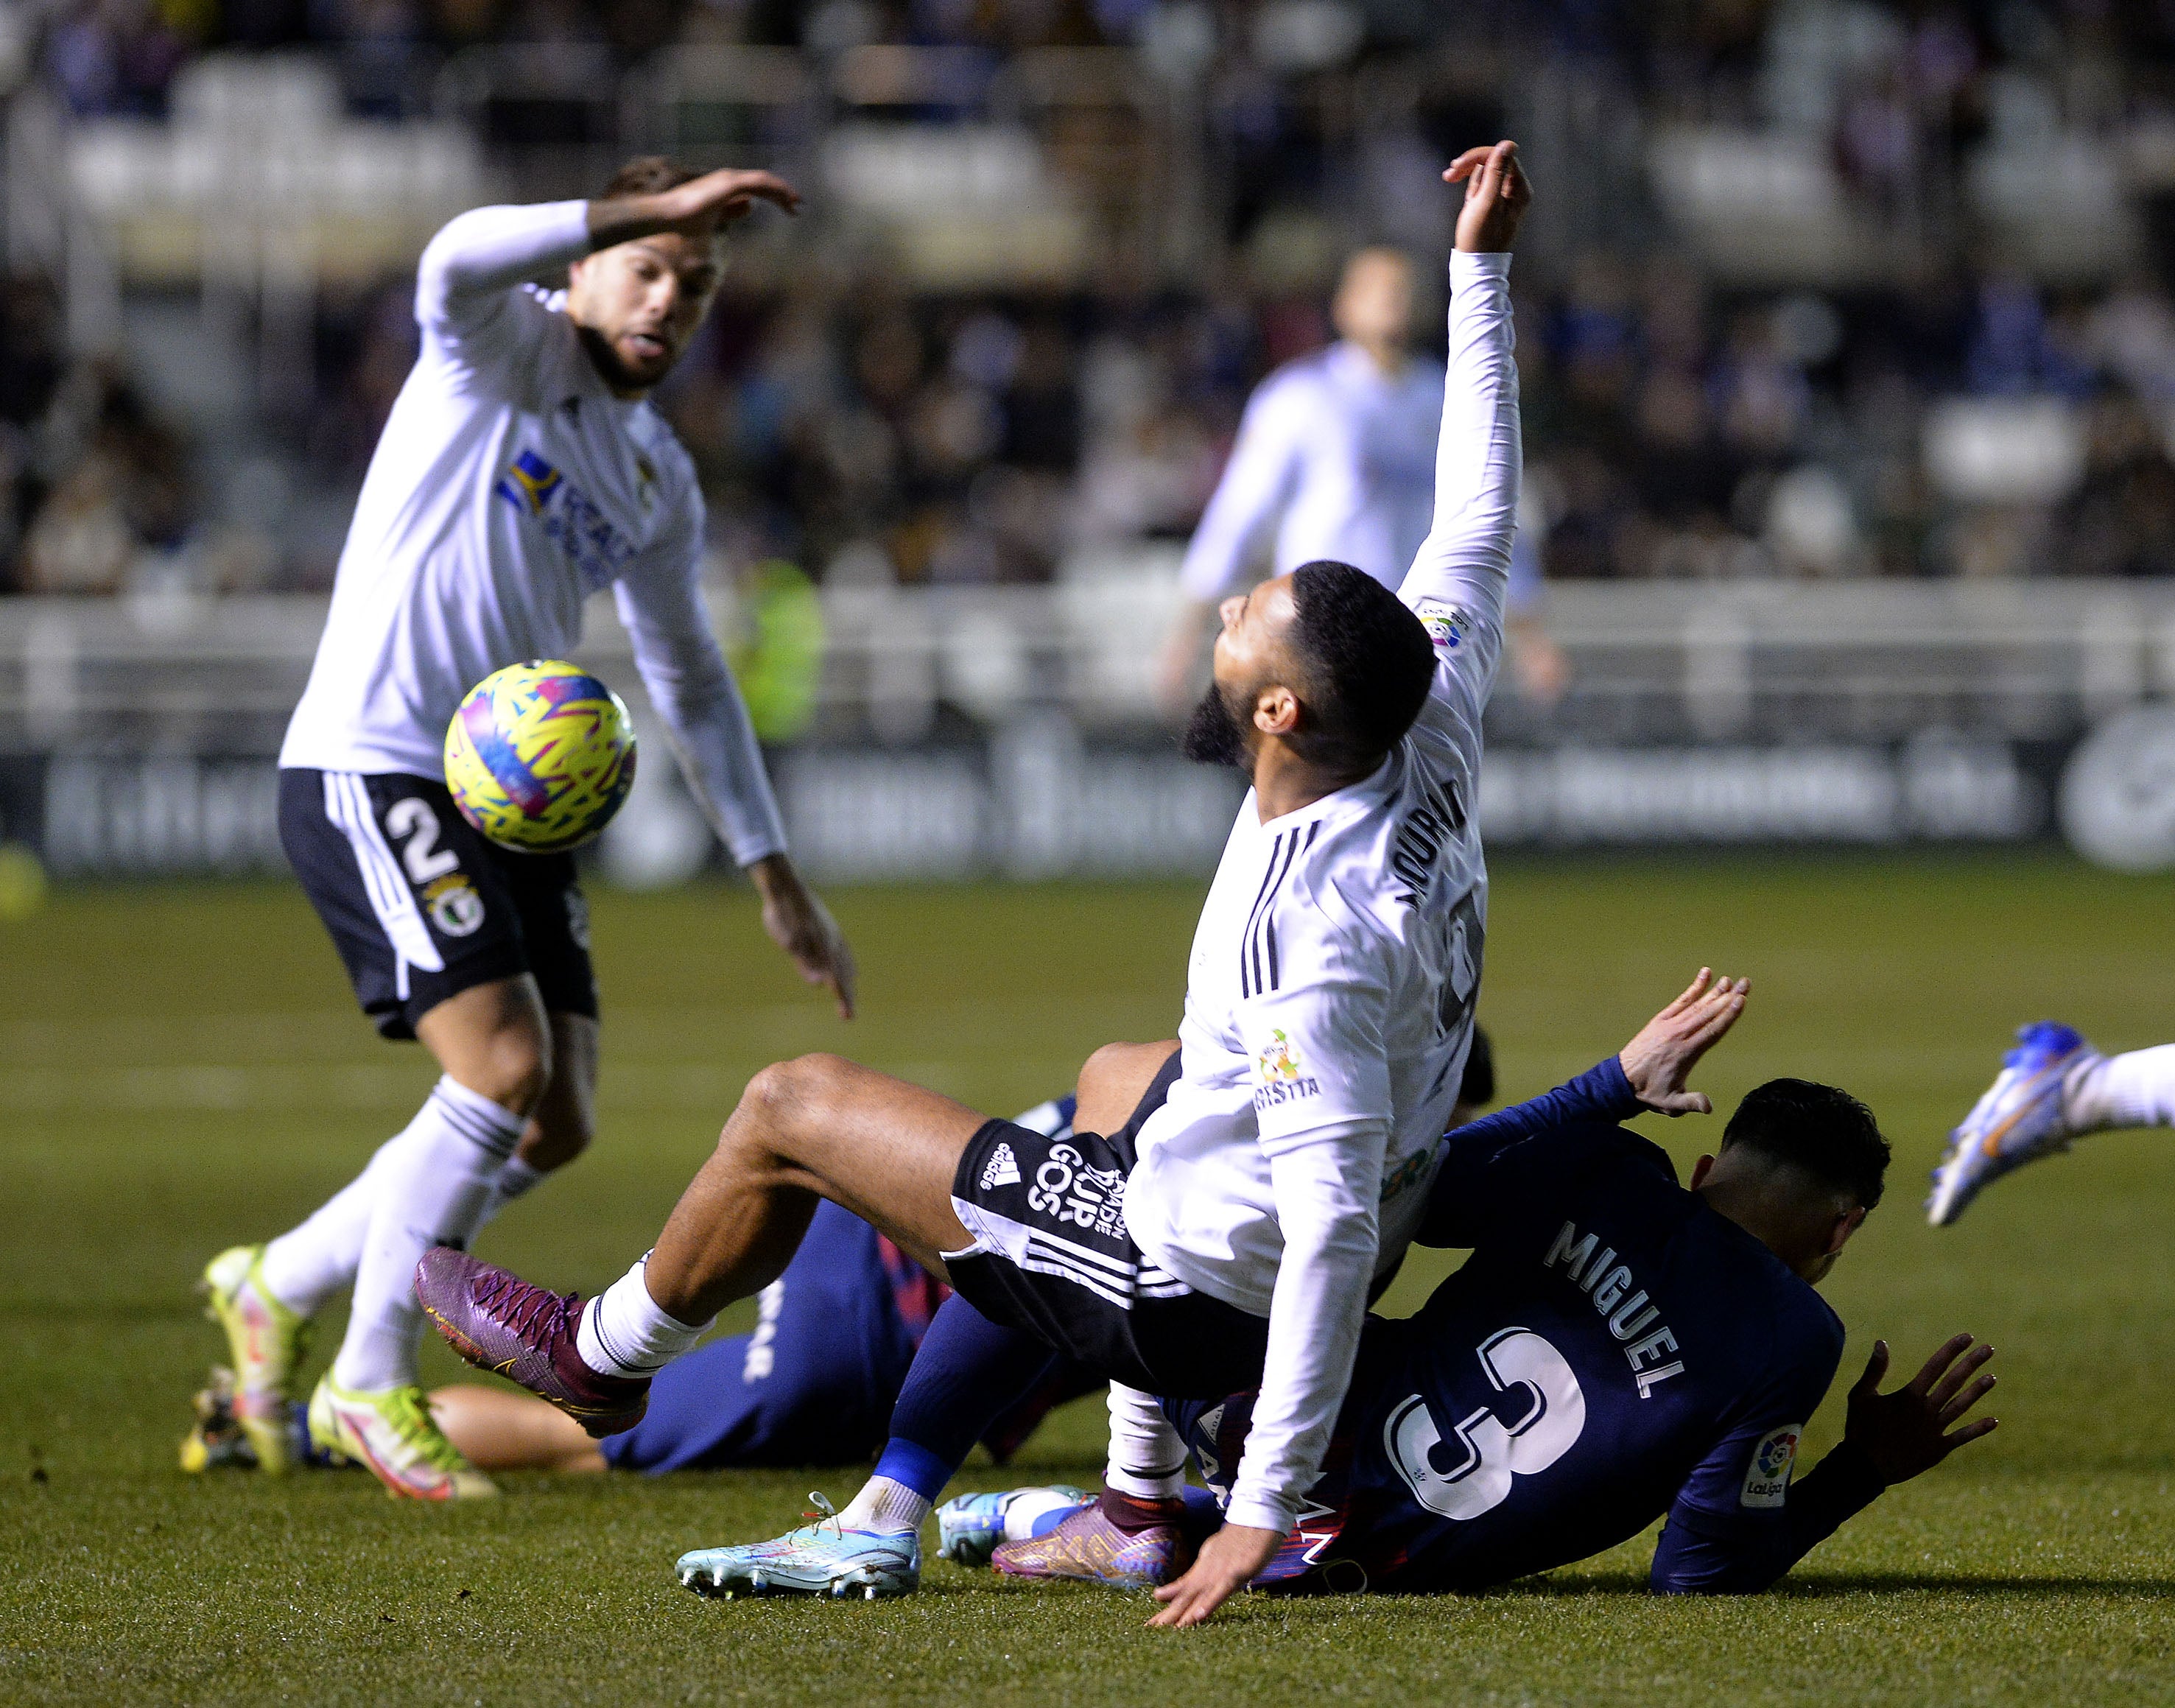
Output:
[1402, 253, 1520, 610]
[1416, 1055, 1640, 1246]
[619, 586, 788, 865]
[1648, 1444, 1888, 1594]
[1226, 1142, 1381, 1533]
[419, 201, 594, 314]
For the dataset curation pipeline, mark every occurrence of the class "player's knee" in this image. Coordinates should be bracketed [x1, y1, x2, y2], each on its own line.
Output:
[473, 1021, 553, 1116]
[730, 1053, 851, 1150]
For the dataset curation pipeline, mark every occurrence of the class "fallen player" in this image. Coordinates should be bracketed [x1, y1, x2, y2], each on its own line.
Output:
[928, 988, 1997, 1598]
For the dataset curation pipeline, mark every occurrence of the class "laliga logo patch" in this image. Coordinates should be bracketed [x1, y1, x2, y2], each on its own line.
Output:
[1414, 597, 1471, 657]
[1740, 1424, 1803, 1508]
[1259, 1029, 1303, 1082]
[424, 875, 486, 938]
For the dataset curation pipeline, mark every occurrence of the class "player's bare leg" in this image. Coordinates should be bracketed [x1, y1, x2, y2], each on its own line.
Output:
[426, 1385, 607, 1473]
[417, 1054, 985, 1430]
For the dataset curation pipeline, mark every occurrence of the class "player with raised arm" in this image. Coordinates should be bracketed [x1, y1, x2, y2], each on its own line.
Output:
[417, 139, 1530, 1620]
[200, 158, 856, 1500]
[1153, 245, 1567, 720]
[1928, 1021, 2175, 1226]
[954, 973, 1999, 1600]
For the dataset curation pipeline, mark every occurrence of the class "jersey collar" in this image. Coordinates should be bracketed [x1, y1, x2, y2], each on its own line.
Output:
[1250, 750, 1397, 832]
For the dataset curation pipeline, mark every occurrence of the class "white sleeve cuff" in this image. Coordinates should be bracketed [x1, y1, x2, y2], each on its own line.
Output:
[1223, 1489, 1298, 1537]
[1450, 250, 1514, 285]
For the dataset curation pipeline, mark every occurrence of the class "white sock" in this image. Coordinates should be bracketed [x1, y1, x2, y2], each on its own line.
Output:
[2067, 1045, 2175, 1133]
[837, 1475, 932, 1536]
[259, 1133, 404, 1316]
[331, 1077, 525, 1393]
[476, 1155, 549, 1231]
[575, 1255, 711, 1378]
[1103, 1382, 1188, 1500]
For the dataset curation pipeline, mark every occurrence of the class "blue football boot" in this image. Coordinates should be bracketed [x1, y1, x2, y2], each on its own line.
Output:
[677, 1494, 921, 1601]
[935, 1486, 1089, 1568]
[1928, 1022, 2098, 1227]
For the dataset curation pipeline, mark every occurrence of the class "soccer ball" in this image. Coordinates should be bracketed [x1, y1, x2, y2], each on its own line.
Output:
[443, 660, 638, 854]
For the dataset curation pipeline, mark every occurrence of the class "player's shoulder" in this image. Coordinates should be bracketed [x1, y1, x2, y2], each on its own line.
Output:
[1252, 347, 1341, 407]
[1689, 1200, 1847, 1363]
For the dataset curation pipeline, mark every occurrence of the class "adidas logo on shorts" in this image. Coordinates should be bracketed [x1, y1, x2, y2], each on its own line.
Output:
[979, 1143, 1021, 1191]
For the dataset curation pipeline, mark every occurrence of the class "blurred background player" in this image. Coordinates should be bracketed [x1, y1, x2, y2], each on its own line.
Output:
[946, 975, 1997, 1600]
[200, 158, 857, 1502]
[1153, 245, 1567, 719]
[1929, 1022, 2175, 1226]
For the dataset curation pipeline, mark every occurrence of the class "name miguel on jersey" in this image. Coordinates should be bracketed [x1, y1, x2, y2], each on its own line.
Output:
[1542, 1220, 1687, 1399]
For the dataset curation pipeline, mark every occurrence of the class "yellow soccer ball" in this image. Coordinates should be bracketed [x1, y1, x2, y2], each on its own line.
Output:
[444, 660, 638, 854]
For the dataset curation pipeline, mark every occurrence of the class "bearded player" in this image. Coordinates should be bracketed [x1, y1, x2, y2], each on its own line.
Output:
[419, 140, 1531, 1624]
[200, 159, 856, 1500]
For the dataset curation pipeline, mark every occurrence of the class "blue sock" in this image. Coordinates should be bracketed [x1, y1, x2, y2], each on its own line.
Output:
[873, 1295, 1058, 1501]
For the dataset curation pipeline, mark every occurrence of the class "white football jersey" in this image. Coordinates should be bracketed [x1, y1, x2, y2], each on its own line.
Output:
[1177, 341, 1446, 601]
[279, 201, 786, 865]
[1126, 251, 1520, 1534]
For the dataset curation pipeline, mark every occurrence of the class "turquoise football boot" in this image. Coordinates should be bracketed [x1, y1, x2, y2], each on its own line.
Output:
[677, 1495, 921, 1601]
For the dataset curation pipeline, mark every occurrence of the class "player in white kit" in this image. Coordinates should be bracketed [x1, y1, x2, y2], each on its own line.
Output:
[200, 158, 855, 1500]
[418, 139, 1531, 1623]
[1154, 245, 1567, 717]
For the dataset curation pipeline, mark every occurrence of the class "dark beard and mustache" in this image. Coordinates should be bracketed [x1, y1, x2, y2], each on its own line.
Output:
[1181, 682, 1248, 769]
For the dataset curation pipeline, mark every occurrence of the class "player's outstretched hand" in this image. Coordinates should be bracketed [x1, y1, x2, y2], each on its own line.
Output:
[1445, 140, 1531, 254]
[1617, 967, 1749, 1116]
[1843, 1334, 1998, 1486]
[1148, 1522, 1280, 1628]
[656, 169, 802, 236]
[749, 854, 858, 1019]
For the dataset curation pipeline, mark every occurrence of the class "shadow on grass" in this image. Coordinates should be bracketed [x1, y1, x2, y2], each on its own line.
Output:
[1474, 1571, 2175, 1600]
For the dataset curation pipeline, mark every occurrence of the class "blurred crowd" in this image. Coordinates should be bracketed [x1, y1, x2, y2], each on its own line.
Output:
[13, 0, 2175, 591]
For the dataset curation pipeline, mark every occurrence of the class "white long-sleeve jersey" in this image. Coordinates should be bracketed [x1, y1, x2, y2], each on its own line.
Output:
[278, 201, 787, 867]
[1177, 341, 1445, 602]
[1125, 250, 1519, 1536]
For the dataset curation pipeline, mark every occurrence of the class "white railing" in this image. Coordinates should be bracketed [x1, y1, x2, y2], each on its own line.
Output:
[1, 571, 2171, 749]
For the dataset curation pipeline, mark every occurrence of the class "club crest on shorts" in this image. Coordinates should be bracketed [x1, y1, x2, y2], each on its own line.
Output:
[1413, 597, 1472, 658]
[424, 874, 486, 937]
[1740, 1424, 1802, 1507]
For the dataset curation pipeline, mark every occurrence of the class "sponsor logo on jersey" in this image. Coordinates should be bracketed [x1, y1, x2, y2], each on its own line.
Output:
[1379, 1145, 1435, 1203]
[1740, 1424, 1802, 1507]
[494, 447, 640, 593]
[1253, 1028, 1322, 1110]
[423, 874, 485, 937]
[979, 1142, 1021, 1190]
[1413, 597, 1472, 657]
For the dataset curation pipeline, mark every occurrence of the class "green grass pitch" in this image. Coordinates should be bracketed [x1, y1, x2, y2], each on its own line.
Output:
[5, 854, 2175, 1704]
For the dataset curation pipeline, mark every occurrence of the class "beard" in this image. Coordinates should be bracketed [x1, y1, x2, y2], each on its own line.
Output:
[1181, 682, 1247, 769]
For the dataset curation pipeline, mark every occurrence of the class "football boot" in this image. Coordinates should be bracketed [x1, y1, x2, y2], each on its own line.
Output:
[1928, 1021, 2098, 1228]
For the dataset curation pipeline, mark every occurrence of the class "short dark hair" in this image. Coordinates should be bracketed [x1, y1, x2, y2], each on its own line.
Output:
[600, 155, 701, 200]
[1286, 560, 1436, 771]
[1721, 1078, 1891, 1211]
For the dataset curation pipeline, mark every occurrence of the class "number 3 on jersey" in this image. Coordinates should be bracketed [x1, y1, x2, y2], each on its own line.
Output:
[1385, 1328, 1584, 1520]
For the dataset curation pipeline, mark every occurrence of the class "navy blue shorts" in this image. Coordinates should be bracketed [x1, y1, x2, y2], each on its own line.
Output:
[278, 768, 597, 1041]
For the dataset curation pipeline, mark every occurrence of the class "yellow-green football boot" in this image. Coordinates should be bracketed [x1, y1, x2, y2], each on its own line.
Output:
[200, 1245, 309, 1475]
[307, 1374, 498, 1501]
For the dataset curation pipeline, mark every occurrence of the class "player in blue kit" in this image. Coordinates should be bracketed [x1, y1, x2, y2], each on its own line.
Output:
[958, 975, 1999, 1600]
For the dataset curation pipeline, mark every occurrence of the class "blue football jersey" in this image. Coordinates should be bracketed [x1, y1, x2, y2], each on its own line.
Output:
[1167, 1061, 1848, 1592]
